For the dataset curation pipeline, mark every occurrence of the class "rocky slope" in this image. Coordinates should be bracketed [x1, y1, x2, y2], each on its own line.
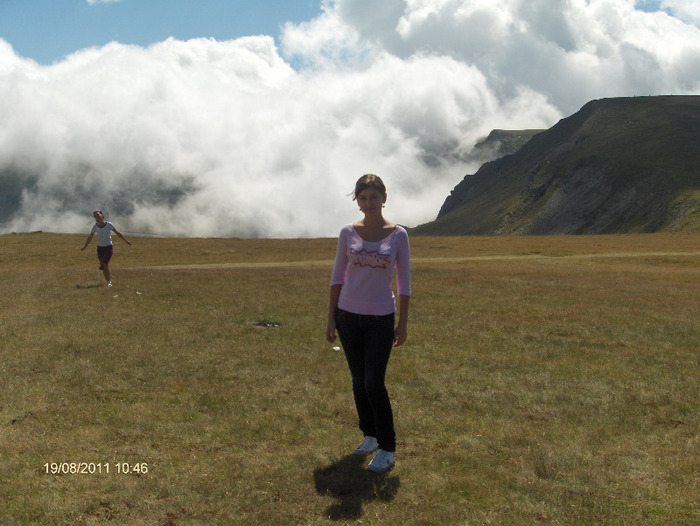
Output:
[412, 96, 700, 235]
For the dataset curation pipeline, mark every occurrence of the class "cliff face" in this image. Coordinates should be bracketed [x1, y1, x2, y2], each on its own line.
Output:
[413, 96, 700, 235]
[467, 129, 544, 166]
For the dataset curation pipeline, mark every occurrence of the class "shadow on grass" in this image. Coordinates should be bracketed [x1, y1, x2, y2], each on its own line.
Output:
[76, 284, 104, 289]
[313, 454, 400, 521]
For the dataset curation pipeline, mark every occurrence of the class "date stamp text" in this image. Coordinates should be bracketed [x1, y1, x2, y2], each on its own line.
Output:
[44, 462, 148, 475]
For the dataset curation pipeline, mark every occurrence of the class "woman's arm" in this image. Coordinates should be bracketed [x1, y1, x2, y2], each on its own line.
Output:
[394, 228, 411, 346]
[325, 284, 342, 343]
[112, 228, 131, 246]
[326, 228, 348, 343]
[81, 233, 94, 250]
[394, 294, 410, 346]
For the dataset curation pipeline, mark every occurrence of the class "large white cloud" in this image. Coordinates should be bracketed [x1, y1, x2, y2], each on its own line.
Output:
[1, 0, 699, 237]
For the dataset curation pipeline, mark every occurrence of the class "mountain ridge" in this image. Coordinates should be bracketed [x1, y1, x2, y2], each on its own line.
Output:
[412, 96, 700, 235]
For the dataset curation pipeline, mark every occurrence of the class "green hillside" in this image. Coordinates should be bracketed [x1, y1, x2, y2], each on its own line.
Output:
[413, 96, 700, 235]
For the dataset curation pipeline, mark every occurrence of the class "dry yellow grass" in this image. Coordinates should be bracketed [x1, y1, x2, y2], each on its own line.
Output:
[1, 232, 698, 524]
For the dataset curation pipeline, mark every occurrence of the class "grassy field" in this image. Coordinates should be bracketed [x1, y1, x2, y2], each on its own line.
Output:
[1, 232, 699, 525]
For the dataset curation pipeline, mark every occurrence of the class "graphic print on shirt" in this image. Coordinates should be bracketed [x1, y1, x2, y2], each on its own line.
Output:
[349, 248, 390, 270]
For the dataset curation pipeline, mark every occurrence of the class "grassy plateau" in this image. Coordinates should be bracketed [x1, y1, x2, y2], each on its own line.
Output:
[1, 232, 698, 525]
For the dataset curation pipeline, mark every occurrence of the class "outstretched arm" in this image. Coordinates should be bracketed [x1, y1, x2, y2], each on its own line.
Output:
[81, 233, 95, 251]
[112, 228, 131, 246]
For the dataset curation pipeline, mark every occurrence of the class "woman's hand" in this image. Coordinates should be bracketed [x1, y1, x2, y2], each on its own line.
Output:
[325, 319, 337, 343]
[393, 324, 407, 347]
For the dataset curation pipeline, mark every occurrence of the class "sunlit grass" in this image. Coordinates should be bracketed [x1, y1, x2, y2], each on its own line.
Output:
[1, 232, 699, 524]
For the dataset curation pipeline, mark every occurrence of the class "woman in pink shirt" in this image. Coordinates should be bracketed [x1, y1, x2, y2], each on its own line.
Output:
[325, 174, 411, 473]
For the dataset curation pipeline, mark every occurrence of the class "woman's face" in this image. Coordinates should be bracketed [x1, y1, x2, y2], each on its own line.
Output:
[356, 187, 386, 216]
[94, 212, 104, 222]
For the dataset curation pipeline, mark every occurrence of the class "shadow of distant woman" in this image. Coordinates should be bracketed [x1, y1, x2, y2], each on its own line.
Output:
[313, 454, 400, 521]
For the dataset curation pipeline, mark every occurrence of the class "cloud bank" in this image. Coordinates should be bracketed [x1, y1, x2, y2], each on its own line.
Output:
[1, 0, 699, 237]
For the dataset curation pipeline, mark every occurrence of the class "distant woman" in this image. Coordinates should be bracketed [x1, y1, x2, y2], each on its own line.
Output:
[325, 174, 411, 473]
[81, 210, 131, 287]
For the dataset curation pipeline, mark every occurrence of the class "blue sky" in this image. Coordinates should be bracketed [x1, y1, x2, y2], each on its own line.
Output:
[0, 0, 322, 65]
[0, 0, 674, 66]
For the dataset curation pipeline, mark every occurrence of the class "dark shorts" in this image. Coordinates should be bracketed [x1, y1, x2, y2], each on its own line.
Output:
[97, 245, 113, 268]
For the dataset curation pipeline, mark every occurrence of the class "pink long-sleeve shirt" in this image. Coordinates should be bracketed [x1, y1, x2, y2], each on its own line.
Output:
[330, 224, 411, 316]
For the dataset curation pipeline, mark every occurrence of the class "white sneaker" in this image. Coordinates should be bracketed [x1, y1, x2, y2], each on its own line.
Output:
[352, 436, 378, 456]
[106, 281, 112, 287]
[367, 449, 395, 472]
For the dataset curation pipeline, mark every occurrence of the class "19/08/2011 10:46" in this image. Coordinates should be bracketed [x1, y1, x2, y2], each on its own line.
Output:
[43, 462, 148, 475]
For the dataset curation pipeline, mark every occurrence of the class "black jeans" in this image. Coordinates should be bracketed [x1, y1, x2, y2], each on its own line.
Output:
[335, 308, 396, 452]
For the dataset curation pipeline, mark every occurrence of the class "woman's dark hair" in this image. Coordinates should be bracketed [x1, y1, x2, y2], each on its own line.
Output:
[352, 174, 386, 200]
